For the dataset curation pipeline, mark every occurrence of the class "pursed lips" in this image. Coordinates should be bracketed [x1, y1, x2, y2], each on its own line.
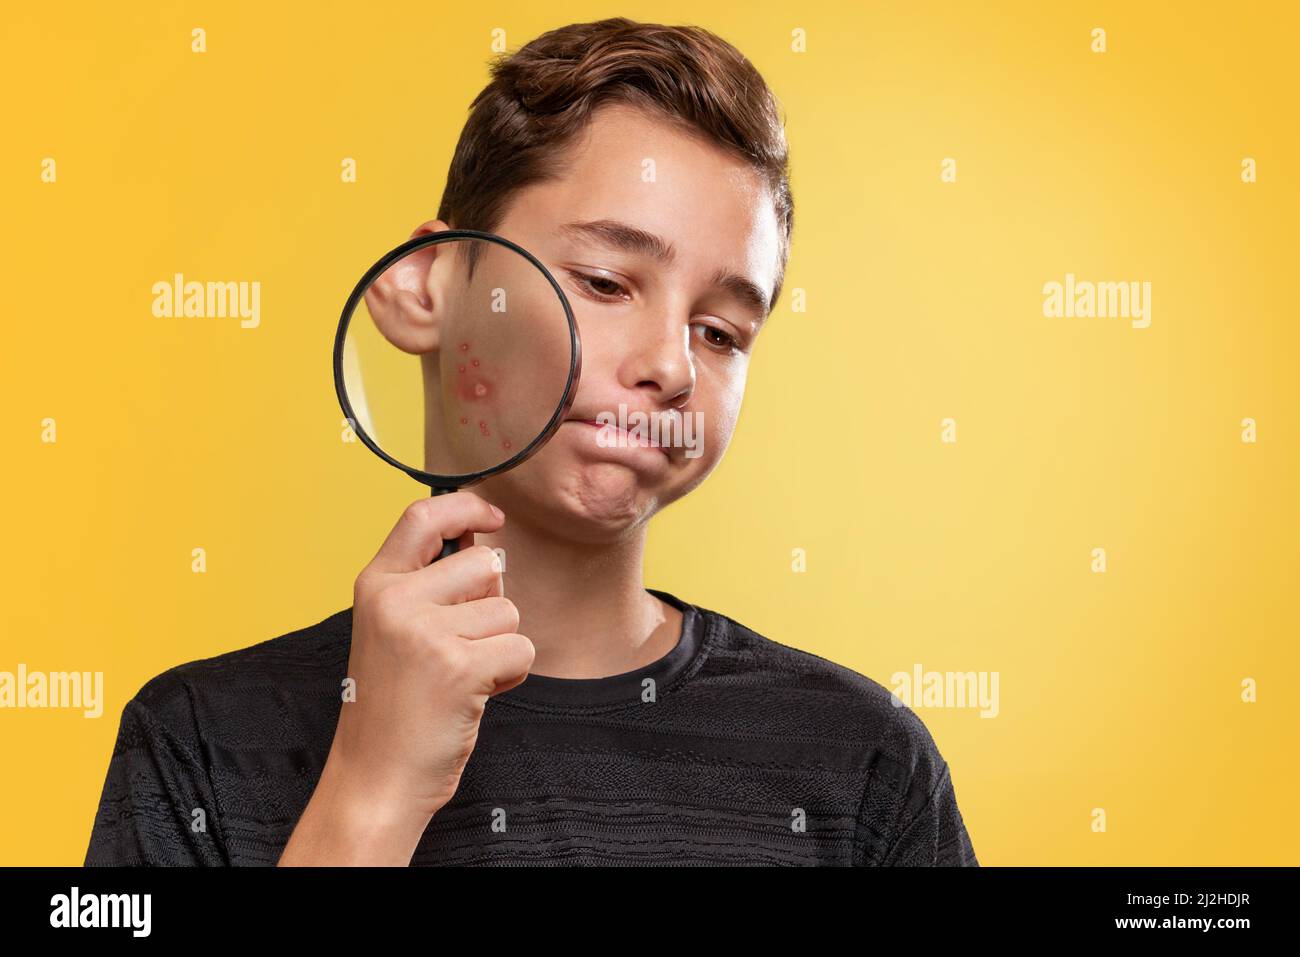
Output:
[566, 418, 671, 457]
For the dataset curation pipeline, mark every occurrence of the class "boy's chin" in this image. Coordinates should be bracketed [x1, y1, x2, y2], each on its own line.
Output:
[485, 459, 675, 544]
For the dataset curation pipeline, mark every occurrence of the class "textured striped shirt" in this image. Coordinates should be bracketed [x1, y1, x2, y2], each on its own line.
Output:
[85, 588, 978, 866]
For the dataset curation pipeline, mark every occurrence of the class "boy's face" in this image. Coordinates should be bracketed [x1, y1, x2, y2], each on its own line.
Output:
[456, 102, 781, 541]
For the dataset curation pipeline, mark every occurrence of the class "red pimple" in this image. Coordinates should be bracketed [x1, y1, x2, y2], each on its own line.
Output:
[458, 342, 470, 352]
[458, 365, 465, 373]
[501, 439, 512, 450]
[471, 358, 480, 367]
[457, 372, 492, 403]
[460, 417, 468, 425]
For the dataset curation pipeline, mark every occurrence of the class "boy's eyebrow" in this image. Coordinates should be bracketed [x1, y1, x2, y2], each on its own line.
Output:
[559, 218, 771, 320]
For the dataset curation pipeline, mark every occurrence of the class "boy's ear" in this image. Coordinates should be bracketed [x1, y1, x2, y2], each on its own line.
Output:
[361, 220, 451, 355]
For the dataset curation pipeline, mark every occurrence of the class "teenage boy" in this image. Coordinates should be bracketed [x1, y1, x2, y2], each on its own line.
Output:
[86, 17, 977, 867]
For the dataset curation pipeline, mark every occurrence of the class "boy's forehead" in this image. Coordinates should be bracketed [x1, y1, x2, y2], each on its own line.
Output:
[558, 104, 764, 213]
[504, 104, 780, 310]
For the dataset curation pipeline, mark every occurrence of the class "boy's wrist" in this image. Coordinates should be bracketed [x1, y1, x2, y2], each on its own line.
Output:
[280, 755, 438, 866]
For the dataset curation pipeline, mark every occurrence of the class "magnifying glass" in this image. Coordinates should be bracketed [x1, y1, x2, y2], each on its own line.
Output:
[334, 229, 581, 561]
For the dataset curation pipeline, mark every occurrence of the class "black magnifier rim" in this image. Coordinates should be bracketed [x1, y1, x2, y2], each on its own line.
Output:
[333, 228, 581, 491]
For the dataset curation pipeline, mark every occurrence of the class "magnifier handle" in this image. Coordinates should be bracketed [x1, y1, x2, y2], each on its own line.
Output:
[431, 486, 461, 562]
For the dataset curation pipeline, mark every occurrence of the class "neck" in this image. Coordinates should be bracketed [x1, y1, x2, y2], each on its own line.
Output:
[467, 502, 682, 679]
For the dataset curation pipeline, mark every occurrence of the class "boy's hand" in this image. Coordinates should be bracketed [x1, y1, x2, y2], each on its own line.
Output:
[279, 491, 533, 865]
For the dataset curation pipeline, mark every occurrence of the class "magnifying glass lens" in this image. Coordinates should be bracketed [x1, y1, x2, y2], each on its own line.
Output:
[339, 235, 577, 482]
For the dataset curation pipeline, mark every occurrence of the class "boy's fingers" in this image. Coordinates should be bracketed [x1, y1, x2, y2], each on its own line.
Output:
[437, 595, 519, 641]
[368, 491, 504, 574]
[465, 632, 536, 696]
[407, 545, 506, 607]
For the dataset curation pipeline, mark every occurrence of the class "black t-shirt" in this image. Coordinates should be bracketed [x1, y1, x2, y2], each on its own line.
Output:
[84, 588, 978, 866]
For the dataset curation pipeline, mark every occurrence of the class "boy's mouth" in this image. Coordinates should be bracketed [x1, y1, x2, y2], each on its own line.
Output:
[564, 417, 671, 458]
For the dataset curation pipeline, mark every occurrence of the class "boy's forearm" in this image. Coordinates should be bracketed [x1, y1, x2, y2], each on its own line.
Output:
[277, 758, 436, 866]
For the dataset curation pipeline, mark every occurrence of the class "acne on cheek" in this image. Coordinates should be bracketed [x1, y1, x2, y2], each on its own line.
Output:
[454, 341, 512, 450]
[455, 369, 492, 402]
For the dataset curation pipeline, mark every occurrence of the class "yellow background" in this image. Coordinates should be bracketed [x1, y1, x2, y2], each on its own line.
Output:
[2, 1, 1296, 866]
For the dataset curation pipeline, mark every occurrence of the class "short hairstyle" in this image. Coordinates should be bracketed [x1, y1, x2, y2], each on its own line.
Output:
[436, 17, 794, 311]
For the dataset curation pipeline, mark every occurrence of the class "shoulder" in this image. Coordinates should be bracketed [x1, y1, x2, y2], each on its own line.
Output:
[121, 608, 353, 742]
[689, 602, 971, 863]
[692, 601, 950, 785]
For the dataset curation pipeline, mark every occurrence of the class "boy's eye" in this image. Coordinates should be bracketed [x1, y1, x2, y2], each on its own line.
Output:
[696, 324, 740, 352]
[587, 276, 625, 297]
[567, 270, 629, 301]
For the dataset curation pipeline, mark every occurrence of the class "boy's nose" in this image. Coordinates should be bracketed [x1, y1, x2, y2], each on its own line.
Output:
[623, 323, 695, 405]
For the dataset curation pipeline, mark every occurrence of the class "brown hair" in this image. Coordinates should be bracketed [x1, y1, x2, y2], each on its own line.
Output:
[436, 17, 794, 311]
